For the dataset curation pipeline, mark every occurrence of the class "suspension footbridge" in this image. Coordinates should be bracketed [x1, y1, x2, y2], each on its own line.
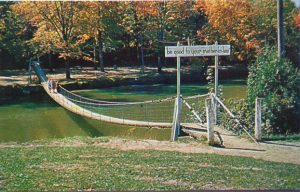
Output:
[29, 60, 260, 144]
[31, 61, 209, 130]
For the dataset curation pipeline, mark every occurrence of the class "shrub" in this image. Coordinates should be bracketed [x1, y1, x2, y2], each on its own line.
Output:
[220, 99, 254, 135]
[247, 47, 298, 134]
[189, 57, 209, 81]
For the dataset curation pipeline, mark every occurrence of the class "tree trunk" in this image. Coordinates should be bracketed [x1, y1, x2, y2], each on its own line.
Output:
[93, 44, 97, 70]
[277, 0, 284, 59]
[48, 53, 53, 72]
[157, 56, 162, 73]
[139, 33, 145, 74]
[97, 30, 104, 72]
[298, 27, 300, 69]
[157, 26, 164, 73]
[65, 59, 71, 79]
[136, 46, 140, 66]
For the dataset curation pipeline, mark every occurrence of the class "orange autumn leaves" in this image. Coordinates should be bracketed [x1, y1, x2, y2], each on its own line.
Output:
[196, 0, 298, 62]
[196, 0, 265, 61]
[12, 2, 91, 60]
[10, 0, 298, 65]
[295, 11, 300, 28]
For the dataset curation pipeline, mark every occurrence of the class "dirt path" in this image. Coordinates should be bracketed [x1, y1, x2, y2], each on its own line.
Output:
[1, 67, 299, 165]
[0, 67, 178, 86]
[95, 136, 300, 165]
[1, 133, 299, 165]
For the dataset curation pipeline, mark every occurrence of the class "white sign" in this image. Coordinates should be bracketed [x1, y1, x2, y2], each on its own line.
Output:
[165, 45, 230, 57]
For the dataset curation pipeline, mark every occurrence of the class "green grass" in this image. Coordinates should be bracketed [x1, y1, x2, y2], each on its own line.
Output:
[263, 134, 300, 142]
[0, 137, 299, 191]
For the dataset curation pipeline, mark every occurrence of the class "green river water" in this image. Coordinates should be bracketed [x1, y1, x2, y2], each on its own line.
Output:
[0, 81, 246, 142]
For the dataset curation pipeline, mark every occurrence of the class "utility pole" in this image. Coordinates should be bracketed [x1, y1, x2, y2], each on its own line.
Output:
[157, 1, 165, 73]
[139, 32, 145, 74]
[277, 0, 285, 59]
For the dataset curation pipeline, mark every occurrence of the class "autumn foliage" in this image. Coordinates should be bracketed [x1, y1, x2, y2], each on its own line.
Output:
[0, 1, 298, 73]
[195, 0, 298, 63]
[295, 11, 300, 28]
[197, 0, 261, 61]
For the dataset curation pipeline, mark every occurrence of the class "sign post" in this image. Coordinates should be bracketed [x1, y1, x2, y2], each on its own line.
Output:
[165, 43, 230, 141]
[171, 42, 182, 141]
[214, 41, 219, 125]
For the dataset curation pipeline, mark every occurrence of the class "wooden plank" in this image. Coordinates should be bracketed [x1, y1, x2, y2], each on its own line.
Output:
[171, 99, 178, 141]
[42, 83, 172, 128]
[214, 41, 219, 125]
[206, 98, 214, 145]
[171, 42, 182, 141]
[212, 94, 258, 144]
[181, 128, 207, 140]
[182, 98, 204, 124]
[255, 98, 262, 141]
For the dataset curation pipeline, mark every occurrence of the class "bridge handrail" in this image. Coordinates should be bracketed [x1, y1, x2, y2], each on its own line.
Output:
[59, 85, 176, 106]
[59, 85, 210, 107]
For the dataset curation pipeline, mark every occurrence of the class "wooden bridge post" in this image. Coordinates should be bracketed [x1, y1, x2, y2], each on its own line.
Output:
[255, 98, 262, 141]
[206, 98, 214, 145]
[214, 41, 219, 125]
[211, 94, 216, 125]
[171, 42, 182, 141]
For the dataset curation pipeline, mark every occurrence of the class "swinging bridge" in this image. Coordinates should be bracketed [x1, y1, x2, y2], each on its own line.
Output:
[31, 61, 209, 131]
[28, 41, 260, 144]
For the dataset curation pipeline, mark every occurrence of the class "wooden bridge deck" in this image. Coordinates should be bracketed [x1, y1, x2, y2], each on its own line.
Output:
[42, 83, 175, 128]
[42, 83, 208, 130]
[31, 63, 206, 130]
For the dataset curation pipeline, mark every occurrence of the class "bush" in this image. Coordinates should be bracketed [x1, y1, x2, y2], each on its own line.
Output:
[189, 57, 209, 81]
[247, 47, 298, 134]
[220, 99, 254, 135]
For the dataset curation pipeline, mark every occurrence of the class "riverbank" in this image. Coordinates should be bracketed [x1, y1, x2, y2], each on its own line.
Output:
[0, 136, 299, 191]
[0, 66, 247, 99]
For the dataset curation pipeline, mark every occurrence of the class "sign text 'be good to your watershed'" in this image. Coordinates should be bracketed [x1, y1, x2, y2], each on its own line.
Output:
[165, 45, 230, 57]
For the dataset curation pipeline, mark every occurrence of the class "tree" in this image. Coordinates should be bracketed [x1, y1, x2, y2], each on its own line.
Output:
[28, 24, 60, 72]
[295, 11, 300, 28]
[0, 2, 31, 69]
[247, 47, 298, 134]
[196, 0, 260, 63]
[119, 1, 199, 73]
[154, 1, 201, 72]
[294, 10, 300, 67]
[12, 2, 88, 79]
[196, 0, 298, 64]
[118, 1, 150, 73]
[277, 0, 285, 58]
[77, 2, 122, 72]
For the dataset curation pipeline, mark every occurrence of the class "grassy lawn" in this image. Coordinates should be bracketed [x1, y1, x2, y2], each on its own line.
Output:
[263, 134, 300, 142]
[0, 137, 299, 191]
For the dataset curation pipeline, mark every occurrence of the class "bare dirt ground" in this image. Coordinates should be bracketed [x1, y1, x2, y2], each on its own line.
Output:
[92, 131, 300, 165]
[1, 131, 299, 165]
[0, 67, 178, 86]
[1, 67, 299, 165]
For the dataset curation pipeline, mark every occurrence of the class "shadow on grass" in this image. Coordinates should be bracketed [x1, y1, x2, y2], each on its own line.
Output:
[261, 141, 300, 148]
[221, 147, 266, 152]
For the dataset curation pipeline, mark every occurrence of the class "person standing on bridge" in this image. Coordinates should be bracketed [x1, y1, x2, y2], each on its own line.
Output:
[51, 80, 58, 93]
[48, 79, 52, 93]
[54, 80, 58, 93]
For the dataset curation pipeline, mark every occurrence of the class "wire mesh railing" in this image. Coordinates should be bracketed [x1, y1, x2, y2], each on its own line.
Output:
[32, 61, 210, 127]
[57, 84, 209, 124]
[58, 85, 176, 106]
[58, 87, 209, 125]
